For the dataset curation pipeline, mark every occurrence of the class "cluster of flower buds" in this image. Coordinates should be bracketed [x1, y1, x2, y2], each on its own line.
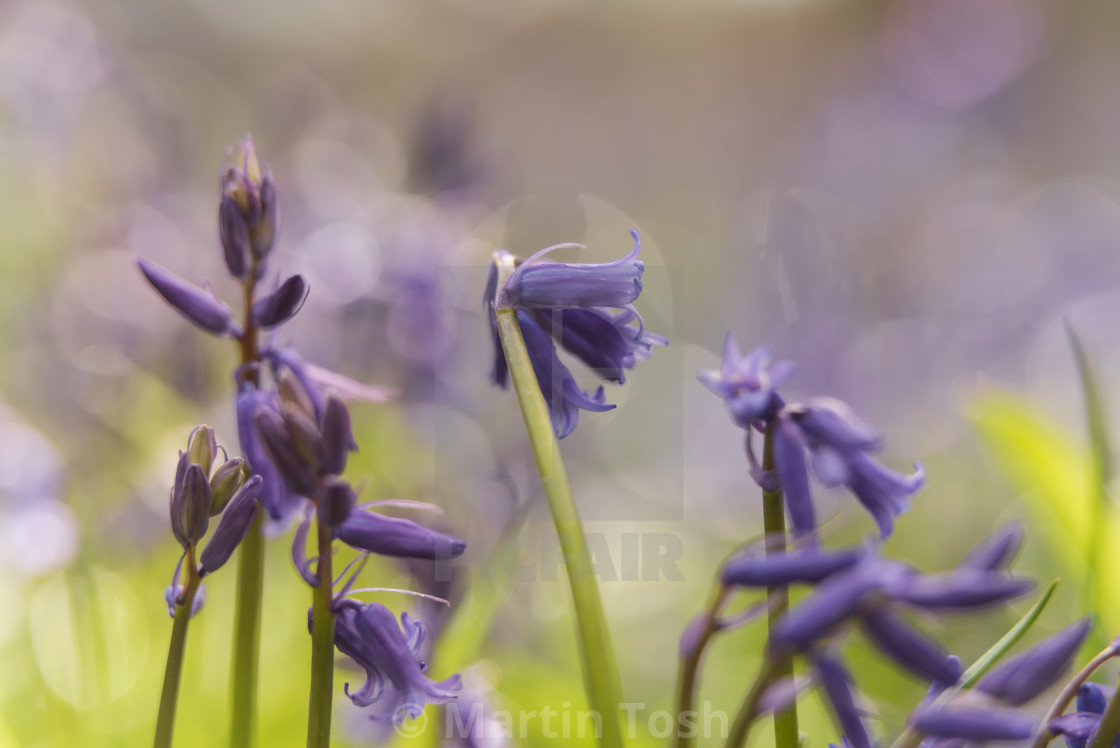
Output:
[699, 336, 923, 538]
[1048, 674, 1120, 748]
[166, 426, 262, 616]
[485, 231, 667, 437]
[137, 134, 306, 340]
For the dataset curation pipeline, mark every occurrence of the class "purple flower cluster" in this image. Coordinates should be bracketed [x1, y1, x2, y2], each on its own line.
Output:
[694, 341, 1104, 748]
[164, 426, 262, 616]
[700, 334, 923, 538]
[486, 231, 666, 437]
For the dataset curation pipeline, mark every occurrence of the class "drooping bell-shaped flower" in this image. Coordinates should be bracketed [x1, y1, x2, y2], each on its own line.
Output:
[697, 335, 794, 427]
[485, 232, 665, 438]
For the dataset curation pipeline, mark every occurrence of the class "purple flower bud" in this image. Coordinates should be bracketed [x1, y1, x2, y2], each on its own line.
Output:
[1049, 712, 1100, 748]
[137, 258, 241, 337]
[888, 569, 1035, 610]
[318, 479, 356, 531]
[333, 601, 462, 721]
[814, 653, 872, 748]
[774, 419, 816, 537]
[336, 510, 466, 561]
[255, 408, 319, 498]
[500, 232, 644, 311]
[282, 408, 324, 472]
[236, 386, 299, 521]
[721, 546, 861, 588]
[187, 425, 218, 476]
[957, 522, 1025, 572]
[774, 559, 912, 651]
[910, 704, 1035, 741]
[319, 395, 353, 476]
[208, 458, 245, 515]
[219, 195, 251, 282]
[838, 451, 923, 540]
[252, 274, 307, 328]
[252, 173, 279, 260]
[976, 619, 1092, 706]
[860, 608, 958, 685]
[794, 399, 883, 452]
[1079, 683, 1114, 716]
[199, 475, 262, 576]
[171, 464, 211, 547]
[484, 260, 508, 388]
[697, 335, 794, 427]
[517, 309, 614, 439]
[170, 452, 189, 546]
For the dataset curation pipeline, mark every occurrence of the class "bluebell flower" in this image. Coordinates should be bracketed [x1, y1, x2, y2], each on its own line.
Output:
[1049, 683, 1117, 748]
[859, 608, 958, 685]
[486, 233, 665, 438]
[721, 544, 862, 588]
[976, 619, 1092, 706]
[697, 336, 794, 427]
[138, 258, 242, 338]
[956, 522, 1025, 572]
[220, 133, 279, 276]
[331, 599, 462, 723]
[910, 704, 1035, 742]
[814, 652, 872, 748]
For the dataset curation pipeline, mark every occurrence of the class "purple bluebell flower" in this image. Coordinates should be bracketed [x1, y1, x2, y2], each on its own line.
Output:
[956, 522, 1025, 572]
[486, 233, 664, 438]
[499, 232, 644, 311]
[335, 507, 467, 561]
[773, 418, 817, 537]
[976, 619, 1092, 706]
[331, 599, 462, 723]
[252, 274, 307, 328]
[138, 258, 242, 338]
[860, 608, 958, 685]
[236, 382, 300, 521]
[697, 335, 793, 427]
[814, 652, 872, 748]
[165, 577, 206, 618]
[1049, 684, 1117, 748]
[888, 569, 1035, 610]
[721, 545, 862, 588]
[910, 704, 1035, 741]
[199, 475, 262, 576]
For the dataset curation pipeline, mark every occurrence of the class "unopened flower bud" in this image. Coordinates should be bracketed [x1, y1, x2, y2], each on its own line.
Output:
[278, 368, 317, 421]
[219, 195, 251, 282]
[187, 425, 218, 476]
[283, 408, 324, 471]
[320, 395, 353, 476]
[172, 463, 212, 547]
[199, 476, 262, 576]
[209, 458, 246, 515]
[252, 274, 306, 328]
[318, 479, 356, 530]
[221, 133, 279, 266]
[255, 408, 318, 497]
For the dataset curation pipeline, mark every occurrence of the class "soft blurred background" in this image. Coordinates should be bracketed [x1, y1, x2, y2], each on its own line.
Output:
[1, 0, 1119, 745]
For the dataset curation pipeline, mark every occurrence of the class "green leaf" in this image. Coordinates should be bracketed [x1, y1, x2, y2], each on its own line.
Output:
[960, 578, 1059, 688]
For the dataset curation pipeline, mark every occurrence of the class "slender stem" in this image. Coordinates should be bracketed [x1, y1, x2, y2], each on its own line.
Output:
[230, 270, 264, 748]
[495, 308, 625, 748]
[154, 550, 202, 748]
[676, 585, 733, 748]
[1087, 675, 1120, 748]
[1030, 643, 1120, 748]
[760, 425, 798, 748]
[306, 517, 335, 748]
[726, 654, 787, 748]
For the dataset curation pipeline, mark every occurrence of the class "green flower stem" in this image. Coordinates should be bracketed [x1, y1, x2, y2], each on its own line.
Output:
[230, 269, 264, 748]
[675, 584, 732, 748]
[154, 549, 202, 748]
[307, 515, 335, 748]
[495, 308, 625, 748]
[760, 425, 798, 748]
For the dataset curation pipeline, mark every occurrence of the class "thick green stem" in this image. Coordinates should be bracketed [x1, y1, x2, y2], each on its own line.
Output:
[306, 517, 335, 748]
[760, 427, 798, 748]
[229, 270, 264, 748]
[675, 585, 732, 748]
[154, 552, 202, 748]
[495, 308, 625, 748]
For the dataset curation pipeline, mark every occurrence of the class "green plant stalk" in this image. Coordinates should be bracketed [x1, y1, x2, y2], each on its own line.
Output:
[229, 270, 264, 748]
[154, 550, 202, 748]
[760, 426, 798, 748]
[675, 584, 732, 748]
[307, 517, 336, 748]
[495, 308, 625, 748]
